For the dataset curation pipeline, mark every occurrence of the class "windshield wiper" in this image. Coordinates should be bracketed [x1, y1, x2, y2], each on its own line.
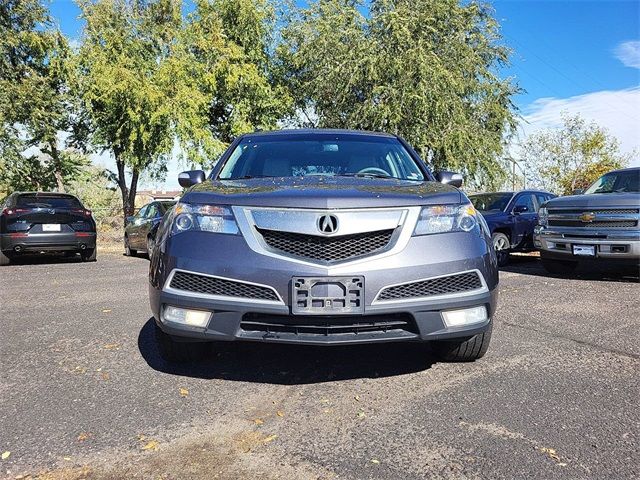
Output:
[233, 175, 279, 179]
[335, 173, 397, 180]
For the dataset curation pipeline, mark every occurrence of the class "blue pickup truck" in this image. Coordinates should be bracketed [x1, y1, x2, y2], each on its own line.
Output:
[469, 190, 556, 266]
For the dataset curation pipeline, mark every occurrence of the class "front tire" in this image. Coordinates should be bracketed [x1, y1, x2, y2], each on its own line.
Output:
[492, 232, 510, 267]
[432, 324, 492, 362]
[124, 235, 137, 257]
[154, 323, 211, 363]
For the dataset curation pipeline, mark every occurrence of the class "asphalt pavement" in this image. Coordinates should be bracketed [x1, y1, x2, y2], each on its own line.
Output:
[0, 253, 638, 479]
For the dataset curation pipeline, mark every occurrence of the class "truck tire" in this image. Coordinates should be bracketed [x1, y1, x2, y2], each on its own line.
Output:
[541, 258, 577, 275]
[432, 324, 492, 362]
[155, 323, 210, 363]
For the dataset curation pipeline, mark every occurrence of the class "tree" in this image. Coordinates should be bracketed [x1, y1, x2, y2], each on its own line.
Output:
[278, 0, 519, 189]
[0, 0, 87, 194]
[519, 113, 632, 195]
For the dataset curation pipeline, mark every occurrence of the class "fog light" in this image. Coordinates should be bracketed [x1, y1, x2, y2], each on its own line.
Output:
[162, 305, 211, 327]
[441, 305, 487, 327]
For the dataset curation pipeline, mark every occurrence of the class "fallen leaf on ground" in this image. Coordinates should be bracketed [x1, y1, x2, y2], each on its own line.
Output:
[179, 388, 189, 397]
[276, 411, 284, 417]
[253, 419, 264, 425]
[102, 309, 112, 313]
[357, 411, 366, 418]
[103, 343, 119, 350]
[354, 395, 360, 401]
[77, 432, 91, 442]
[1, 451, 10, 460]
[141, 440, 159, 451]
[101, 372, 110, 381]
[63, 456, 72, 461]
[263, 434, 277, 444]
[371, 459, 380, 464]
[540, 447, 561, 461]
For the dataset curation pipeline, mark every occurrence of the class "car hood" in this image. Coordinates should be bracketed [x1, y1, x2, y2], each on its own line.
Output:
[181, 176, 462, 208]
[545, 192, 640, 209]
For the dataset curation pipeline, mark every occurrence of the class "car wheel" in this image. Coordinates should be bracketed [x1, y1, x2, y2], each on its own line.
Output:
[491, 232, 510, 267]
[541, 258, 578, 275]
[432, 323, 492, 362]
[154, 323, 211, 363]
[81, 248, 97, 262]
[124, 235, 137, 257]
[0, 250, 13, 266]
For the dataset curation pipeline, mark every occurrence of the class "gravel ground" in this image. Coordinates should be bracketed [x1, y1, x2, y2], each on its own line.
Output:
[0, 253, 638, 479]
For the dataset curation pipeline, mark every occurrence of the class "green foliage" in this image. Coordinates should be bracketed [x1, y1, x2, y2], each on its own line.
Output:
[66, 164, 122, 228]
[520, 113, 632, 195]
[278, 0, 519, 189]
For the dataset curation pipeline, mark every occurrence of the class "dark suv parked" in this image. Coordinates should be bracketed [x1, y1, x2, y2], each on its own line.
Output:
[469, 190, 556, 265]
[149, 129, 499, 364]
[0, 192, 96, 265]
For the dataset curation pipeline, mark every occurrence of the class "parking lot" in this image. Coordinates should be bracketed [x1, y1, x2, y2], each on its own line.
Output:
[0, 254, 638, 479]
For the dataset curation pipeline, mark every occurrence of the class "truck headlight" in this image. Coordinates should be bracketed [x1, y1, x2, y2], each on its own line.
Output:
[538, 207, 548, 227]
[171, 203, 239, 235]
[413, 203, 478, 236]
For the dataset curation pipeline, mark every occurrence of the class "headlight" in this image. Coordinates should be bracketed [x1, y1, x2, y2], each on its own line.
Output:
[413, 203, 478, 236]
[171, 203, 239, 235]
[538, 207, 548, 227]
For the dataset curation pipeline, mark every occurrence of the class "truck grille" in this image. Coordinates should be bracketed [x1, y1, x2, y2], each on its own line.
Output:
[169, 271, 280, 301]
[548, 208, 639, 229]
[256, 228, 395, 263]
[376, 271, 483, 301]
[241, 313, 417, 336]
[548, 220, 637, 228]
[548, 208, 639, 215]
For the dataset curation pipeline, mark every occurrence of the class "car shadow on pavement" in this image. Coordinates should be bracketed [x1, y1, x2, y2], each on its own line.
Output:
[502, 254, 640, 283]
[138, 318, 436, 384]
[5, 253, 86, 265]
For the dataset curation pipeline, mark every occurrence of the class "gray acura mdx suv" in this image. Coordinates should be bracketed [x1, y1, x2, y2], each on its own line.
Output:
[149, 130, 498, 363]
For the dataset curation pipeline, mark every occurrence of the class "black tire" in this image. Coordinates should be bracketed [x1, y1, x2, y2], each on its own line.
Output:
[432, 323, 492, 362]
[81, 248, 97, 262]
[124, 235, 137, 257]
[0, 250, 12, 266]
[154, 323, 211, 363]
[492, 232, 510, 267]
[541, 258, 578, 275]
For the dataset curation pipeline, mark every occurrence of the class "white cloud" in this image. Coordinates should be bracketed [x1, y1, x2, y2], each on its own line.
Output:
[516, 87, 640, 166]
[614, 40, 640, 69]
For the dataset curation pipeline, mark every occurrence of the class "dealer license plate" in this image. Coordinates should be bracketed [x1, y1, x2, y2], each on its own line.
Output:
[572, 245, 595, 256]
[292, 276, 364, 315]
[42, 224, 61, 232]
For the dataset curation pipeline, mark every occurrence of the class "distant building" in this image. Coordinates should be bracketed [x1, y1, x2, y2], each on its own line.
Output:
[135, 189, 182, 207]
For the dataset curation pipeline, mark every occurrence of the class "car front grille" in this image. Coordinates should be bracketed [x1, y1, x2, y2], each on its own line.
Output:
[241, 313, 417, 336]
[256, 228, 395, 263]
[169, 271, 280, 302]
[376, 271, 483, 301]
[548, 209, 639, 215]
[548, 220, 637, 228]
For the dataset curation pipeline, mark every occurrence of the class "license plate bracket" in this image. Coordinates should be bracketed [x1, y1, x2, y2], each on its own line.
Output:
[572, 244, 596, 256]
[292, 276, 364, 315]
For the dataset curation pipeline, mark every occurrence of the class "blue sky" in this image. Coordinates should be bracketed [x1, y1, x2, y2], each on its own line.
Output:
[47, 0, 640, 188]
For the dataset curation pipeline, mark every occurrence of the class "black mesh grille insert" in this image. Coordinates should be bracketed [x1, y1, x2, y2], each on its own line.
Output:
[549, 220, 637, 228]
[377, 271, 483, 301]
[170, 271, 279, 301]
[241, 313, 417, 336]
[257, 228, 395, 263]
[548, 209, 639, 215]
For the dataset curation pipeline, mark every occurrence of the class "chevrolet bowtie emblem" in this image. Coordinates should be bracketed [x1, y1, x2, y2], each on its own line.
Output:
[579, 212, 596, 223]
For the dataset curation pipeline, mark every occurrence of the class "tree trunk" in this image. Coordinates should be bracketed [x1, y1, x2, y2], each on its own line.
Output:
[45, 139, 66, 192]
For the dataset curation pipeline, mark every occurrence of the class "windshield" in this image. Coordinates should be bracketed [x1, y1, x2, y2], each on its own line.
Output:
[16, 194, 82, 209]
[469, 193, 513, 212]
[217, 134, 425, 181]
[584, 170, 640, 194]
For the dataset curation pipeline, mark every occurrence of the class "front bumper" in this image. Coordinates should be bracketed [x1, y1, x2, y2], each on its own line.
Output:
[534, 226, 640, 260]
[149, 230, 498, 345]
[0, 232, 97, 253]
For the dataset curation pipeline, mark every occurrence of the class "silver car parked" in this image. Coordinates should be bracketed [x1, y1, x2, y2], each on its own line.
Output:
[148, 130, 499, 363]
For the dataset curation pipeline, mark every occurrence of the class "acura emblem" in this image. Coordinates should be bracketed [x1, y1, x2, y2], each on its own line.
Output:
[579, 212, 596, 223]
[317, 214, 339, 234]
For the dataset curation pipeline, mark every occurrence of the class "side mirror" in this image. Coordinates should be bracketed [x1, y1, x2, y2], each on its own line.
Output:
[513, 205, 529, 215]
[572, 188, 584, 195]
[178, 170, 206, 188]
[125, 215, 135, 224]
[435, 170, 463, 188]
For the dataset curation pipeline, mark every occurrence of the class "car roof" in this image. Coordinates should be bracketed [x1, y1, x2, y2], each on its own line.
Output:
[605, 167, 640, 174]
[15, 191, 79, 198]
[240, 128, 397, 139]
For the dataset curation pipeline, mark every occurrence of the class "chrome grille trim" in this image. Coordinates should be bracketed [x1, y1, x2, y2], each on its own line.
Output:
[372, 269, 488, 305]
[163, 269, 284, 305]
